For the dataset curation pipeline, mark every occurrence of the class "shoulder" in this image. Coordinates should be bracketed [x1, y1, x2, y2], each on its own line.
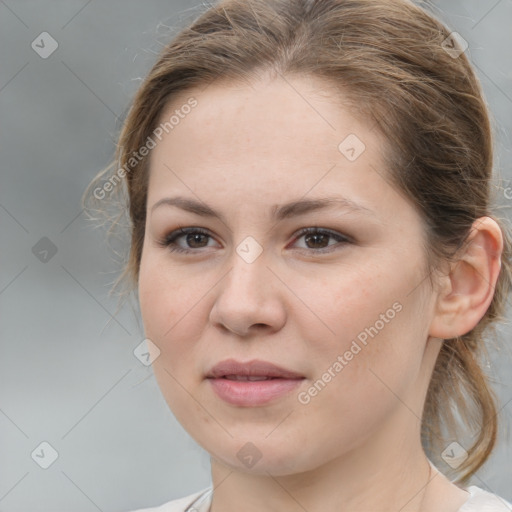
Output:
[127, 487, 213, 512]
[458, 485, 512, 512]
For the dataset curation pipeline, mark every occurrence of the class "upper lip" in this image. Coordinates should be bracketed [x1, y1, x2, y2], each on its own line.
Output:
[206, 359, 304, 379]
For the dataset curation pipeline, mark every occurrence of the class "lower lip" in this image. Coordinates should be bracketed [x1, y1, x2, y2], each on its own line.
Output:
[207, 377, 304, 406]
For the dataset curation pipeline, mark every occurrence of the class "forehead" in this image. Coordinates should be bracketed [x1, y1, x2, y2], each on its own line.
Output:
[147, 77, 424, 230]
[151, 77, 378, 173]
[145, 75, 413, 225]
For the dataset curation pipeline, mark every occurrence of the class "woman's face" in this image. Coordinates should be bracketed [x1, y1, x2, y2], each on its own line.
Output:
[138, 75, 440, 475]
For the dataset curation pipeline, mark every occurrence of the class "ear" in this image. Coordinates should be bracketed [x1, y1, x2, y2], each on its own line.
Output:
[429, 216, 503, 339]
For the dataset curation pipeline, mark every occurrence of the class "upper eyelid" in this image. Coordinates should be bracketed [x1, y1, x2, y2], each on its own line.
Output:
[164, 226, 218, 243]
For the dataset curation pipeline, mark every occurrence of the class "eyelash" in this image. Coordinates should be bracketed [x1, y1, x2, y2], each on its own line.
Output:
[157, 226, 352, 255]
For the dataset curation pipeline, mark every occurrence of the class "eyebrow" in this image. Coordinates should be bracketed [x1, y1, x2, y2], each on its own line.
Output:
[150, 195, 375, 222]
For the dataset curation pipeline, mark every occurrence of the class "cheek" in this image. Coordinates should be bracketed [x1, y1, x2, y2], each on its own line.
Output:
[138, 258, 203, 417]
[296, 262, 396, 349]
[138, 253, 208, 377]
[138, 252, 192, 338]
[299, 259, 425, 397]
[138, 263, 171, 340]
[138, 257, 192, 387]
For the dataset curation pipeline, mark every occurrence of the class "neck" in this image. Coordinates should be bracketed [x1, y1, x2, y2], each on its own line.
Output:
[209, 421, 435, 512]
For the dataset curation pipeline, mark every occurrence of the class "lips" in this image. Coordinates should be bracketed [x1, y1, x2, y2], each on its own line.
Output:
[206, 358, 304, 380]
[224, 375, 275, 381]
[206, 359, 305, 406]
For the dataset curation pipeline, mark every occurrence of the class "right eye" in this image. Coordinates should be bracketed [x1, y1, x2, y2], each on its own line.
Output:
[156, 226, 220, 254]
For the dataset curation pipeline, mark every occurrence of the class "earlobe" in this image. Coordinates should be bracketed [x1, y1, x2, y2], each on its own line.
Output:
[429, 216, 503, 340]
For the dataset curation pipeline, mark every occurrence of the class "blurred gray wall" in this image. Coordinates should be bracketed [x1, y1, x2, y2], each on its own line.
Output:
[1, 1, 511, 511]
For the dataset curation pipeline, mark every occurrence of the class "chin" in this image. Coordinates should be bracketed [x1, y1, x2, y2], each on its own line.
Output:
[205, 436, 321, 476]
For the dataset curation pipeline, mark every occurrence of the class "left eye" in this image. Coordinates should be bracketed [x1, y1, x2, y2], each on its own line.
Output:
[290, 227, 351, 252]
[157, 226, 350, 254]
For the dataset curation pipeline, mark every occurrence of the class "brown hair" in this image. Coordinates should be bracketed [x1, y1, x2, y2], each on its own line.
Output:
[83, 0, 512, 483]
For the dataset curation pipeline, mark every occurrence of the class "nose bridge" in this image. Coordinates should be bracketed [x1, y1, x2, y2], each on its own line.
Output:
[210, 236, 286, 335]
[226, 236, 268, 297]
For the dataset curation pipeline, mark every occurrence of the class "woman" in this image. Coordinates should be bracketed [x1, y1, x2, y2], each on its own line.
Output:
[84, 0, 512, 510]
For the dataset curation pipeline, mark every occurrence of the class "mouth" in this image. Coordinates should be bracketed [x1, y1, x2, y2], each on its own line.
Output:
[206, 358, 305, 379]
[220, 375, 291, 381]
[206, 359, 305, 406]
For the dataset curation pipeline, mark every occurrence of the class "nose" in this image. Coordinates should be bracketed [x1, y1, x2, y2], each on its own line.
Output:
[209, 248, 287, 337]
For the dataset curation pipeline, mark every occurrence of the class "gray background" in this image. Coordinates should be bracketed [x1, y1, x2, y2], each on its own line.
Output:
[1, 1, 511, 511]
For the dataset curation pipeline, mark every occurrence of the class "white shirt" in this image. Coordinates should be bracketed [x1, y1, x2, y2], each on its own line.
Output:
[129, 484, 512, 512]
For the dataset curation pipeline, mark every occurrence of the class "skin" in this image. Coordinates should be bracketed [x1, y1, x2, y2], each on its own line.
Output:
[138, 73, 503, 512]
